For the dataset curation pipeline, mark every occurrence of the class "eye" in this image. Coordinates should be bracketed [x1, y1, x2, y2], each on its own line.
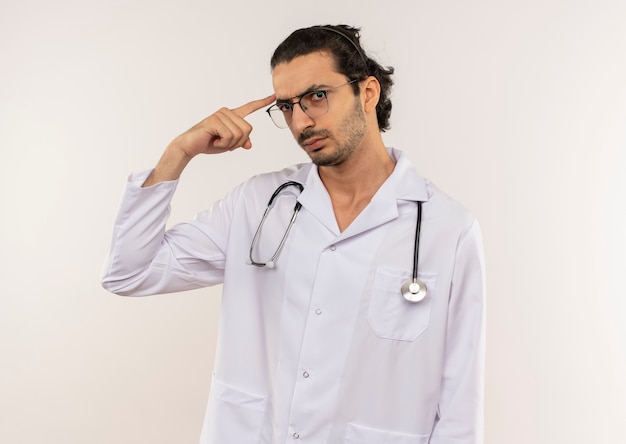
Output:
[276, 103, 293, 113]
[310, 90, 327, 101]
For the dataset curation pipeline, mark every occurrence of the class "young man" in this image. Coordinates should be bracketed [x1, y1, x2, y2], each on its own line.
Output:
[102, 25, 486, 444]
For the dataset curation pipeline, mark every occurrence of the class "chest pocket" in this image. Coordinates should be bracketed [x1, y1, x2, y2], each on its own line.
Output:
[367, 267, 436, 342]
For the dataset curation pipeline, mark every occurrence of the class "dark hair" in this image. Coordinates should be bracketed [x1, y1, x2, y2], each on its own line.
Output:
[270, 25, 395, 132]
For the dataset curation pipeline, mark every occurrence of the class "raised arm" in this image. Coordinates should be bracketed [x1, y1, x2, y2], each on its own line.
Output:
[143, 94, 275, 186]
[102, 95, 275, 296]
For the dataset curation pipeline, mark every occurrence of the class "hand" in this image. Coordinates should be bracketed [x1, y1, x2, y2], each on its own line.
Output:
[142, 94, 276, 187]
[172, 94, 276, 158]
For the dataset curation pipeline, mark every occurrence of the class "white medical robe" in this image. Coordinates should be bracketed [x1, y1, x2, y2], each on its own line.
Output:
[102, 148, 486, 444]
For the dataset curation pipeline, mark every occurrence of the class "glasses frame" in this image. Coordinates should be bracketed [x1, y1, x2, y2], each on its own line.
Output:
[265, 79, 357, 129]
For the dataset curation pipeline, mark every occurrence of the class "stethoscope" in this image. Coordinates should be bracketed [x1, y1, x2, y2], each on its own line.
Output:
[248, 182, 428, 303]
[248, 181, 303, 269]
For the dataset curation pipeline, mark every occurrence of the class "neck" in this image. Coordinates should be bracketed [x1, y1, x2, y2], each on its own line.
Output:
[318, 136, 396, 231]
[318, 137, 395, 197]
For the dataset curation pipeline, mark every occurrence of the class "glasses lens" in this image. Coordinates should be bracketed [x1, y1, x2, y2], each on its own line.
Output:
[267, 90, 330, 129]
[300, 91, 329, 119]
[268, 107, 288, 129]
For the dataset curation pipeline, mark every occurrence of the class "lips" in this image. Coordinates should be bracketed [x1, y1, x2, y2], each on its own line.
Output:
[299, 129, 331, 151]
[302, 137, 326, 151]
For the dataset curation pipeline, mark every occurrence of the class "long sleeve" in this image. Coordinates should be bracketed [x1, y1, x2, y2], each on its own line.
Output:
[430, 219, 486, 444]
[101, 170, 229, 296]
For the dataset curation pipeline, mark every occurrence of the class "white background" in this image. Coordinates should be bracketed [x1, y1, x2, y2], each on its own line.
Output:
[1, 0, 625, 443]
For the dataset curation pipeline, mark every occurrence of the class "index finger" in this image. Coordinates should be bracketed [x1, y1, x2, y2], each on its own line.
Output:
[232, 94, 276, 118]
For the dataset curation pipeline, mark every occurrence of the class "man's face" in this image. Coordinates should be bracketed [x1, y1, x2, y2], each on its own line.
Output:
[271, 52, 367, 167]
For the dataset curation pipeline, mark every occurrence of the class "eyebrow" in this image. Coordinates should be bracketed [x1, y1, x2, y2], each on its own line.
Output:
[275, 84, 332, 103]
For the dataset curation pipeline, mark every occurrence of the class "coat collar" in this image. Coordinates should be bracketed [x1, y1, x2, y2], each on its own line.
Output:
[285, 148, 429, 238]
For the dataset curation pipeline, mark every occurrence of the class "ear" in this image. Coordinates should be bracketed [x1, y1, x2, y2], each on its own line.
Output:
[361, 76, 381, 114]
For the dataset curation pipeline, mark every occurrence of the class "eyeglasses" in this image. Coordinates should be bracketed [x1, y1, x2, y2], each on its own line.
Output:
[266, 79, 357, 129]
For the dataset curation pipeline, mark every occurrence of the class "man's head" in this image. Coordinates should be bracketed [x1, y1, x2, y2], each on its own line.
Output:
[270, 25, 394, 132]
[270, 51, 369, 166]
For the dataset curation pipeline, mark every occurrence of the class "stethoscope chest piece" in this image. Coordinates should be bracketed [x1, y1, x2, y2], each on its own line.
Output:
[401, 278, 427, 303]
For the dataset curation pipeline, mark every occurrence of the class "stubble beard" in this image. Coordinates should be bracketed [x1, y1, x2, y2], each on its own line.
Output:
[299, 102, 367, 167]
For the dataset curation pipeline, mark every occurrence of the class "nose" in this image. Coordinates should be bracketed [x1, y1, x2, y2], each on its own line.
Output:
[289, 103, 315, 133]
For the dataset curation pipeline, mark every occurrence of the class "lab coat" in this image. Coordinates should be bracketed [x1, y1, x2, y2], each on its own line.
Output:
[102, 148, 486, 444]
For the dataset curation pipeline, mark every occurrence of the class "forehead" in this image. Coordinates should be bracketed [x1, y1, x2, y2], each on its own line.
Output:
[271, 51, 345, 99]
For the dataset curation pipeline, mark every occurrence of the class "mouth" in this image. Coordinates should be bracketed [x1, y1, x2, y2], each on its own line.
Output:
[302, 137, 327, 152]
[299, 129, 331, 152]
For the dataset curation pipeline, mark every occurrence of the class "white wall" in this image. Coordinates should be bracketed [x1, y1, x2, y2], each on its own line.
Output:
[1, 0, 625, 443]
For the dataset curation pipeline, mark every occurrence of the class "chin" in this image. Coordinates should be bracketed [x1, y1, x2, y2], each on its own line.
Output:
[310, 152, 346, 167]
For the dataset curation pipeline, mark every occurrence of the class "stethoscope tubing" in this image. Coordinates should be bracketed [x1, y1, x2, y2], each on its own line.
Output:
[248, 181, 427, 303]
[412, 201, 423, 282]
[248, 181, 303, 268]
[401, 200, 428, 303]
